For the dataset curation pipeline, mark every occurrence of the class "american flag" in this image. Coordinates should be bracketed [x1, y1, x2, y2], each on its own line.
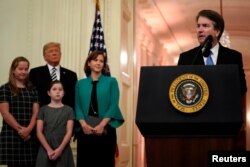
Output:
[89, 1, 110, 76]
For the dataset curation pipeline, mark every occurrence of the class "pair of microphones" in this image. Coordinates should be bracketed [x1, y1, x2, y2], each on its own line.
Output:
[192, 35, 213, 64]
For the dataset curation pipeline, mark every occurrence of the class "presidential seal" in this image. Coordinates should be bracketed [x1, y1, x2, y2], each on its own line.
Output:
[169, 73, 209, 113]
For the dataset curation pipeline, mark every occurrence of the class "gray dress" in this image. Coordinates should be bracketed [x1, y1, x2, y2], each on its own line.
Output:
[36, 105, 75, 167]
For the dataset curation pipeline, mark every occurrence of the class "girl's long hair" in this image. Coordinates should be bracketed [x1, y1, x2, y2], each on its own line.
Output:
[9, 56, 32, 95]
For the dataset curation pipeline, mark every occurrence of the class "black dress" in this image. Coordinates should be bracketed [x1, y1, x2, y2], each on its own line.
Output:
[76, 81, 116, 167]
[0, 83, 39, 166]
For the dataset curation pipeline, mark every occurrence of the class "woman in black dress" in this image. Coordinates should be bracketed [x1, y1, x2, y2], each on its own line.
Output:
[0, 56, 39, 167]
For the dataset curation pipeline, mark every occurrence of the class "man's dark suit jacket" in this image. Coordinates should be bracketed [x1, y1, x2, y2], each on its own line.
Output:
[29, 65, 77, 108]
[178, 43, 247, 96]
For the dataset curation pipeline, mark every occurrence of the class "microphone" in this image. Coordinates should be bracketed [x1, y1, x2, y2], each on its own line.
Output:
[191, 35, 213, 64]
[201, 35, 213, 57]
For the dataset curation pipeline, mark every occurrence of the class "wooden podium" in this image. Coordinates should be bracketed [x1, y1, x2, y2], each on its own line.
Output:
[136, 65, 243, 167]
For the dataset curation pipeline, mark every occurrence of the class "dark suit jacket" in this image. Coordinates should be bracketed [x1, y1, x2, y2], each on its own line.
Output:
[178, 43, 247, 95]
[29, 65, 77, 108]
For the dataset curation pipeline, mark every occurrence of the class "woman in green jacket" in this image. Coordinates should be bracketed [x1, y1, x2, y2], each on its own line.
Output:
[75, 50, 124, 167]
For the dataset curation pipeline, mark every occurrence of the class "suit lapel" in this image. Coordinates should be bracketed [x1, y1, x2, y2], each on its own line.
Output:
[60, 67, 65, 82]
[217, 45, 227, 64]
[193, 47, 205, 65]
[43, 65, 52, 82]
[196, 54, 205, 65]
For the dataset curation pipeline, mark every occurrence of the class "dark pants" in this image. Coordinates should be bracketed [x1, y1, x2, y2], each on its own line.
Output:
[76, 125, 116, 167]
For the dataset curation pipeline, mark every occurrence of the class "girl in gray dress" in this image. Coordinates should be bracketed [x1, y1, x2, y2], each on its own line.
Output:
[35, 81, 75, 167]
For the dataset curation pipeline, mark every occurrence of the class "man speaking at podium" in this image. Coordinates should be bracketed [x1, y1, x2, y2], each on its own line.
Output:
[177, 9, 247, 149]
[178, 9, 246, 96]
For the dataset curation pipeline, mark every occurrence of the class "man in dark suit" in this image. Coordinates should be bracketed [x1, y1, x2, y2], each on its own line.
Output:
[178, 9, 247, 95]
[29, 42, 77, 109]
[178, 9, 247, 149]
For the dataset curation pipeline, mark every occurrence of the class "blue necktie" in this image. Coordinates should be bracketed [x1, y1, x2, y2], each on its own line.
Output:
[206, 53, 214, 65]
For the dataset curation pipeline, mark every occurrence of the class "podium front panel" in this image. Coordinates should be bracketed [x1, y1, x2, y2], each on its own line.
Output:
[136, 65, 243, 137]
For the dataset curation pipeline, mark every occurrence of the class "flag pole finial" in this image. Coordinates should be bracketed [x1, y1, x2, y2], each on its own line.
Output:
[96, 0, 100, 9]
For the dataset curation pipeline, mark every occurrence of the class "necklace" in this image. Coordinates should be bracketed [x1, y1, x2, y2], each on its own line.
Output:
[90, 80, 98, 115]
[90, 101, 98, 115]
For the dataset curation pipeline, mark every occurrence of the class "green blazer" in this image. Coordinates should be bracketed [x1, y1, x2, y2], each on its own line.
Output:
[75, 74, 124, 128]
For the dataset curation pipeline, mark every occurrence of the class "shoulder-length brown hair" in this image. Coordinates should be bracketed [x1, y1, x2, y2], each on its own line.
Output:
[9, 56, 32, 95]
[84, 51, 107, 76]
